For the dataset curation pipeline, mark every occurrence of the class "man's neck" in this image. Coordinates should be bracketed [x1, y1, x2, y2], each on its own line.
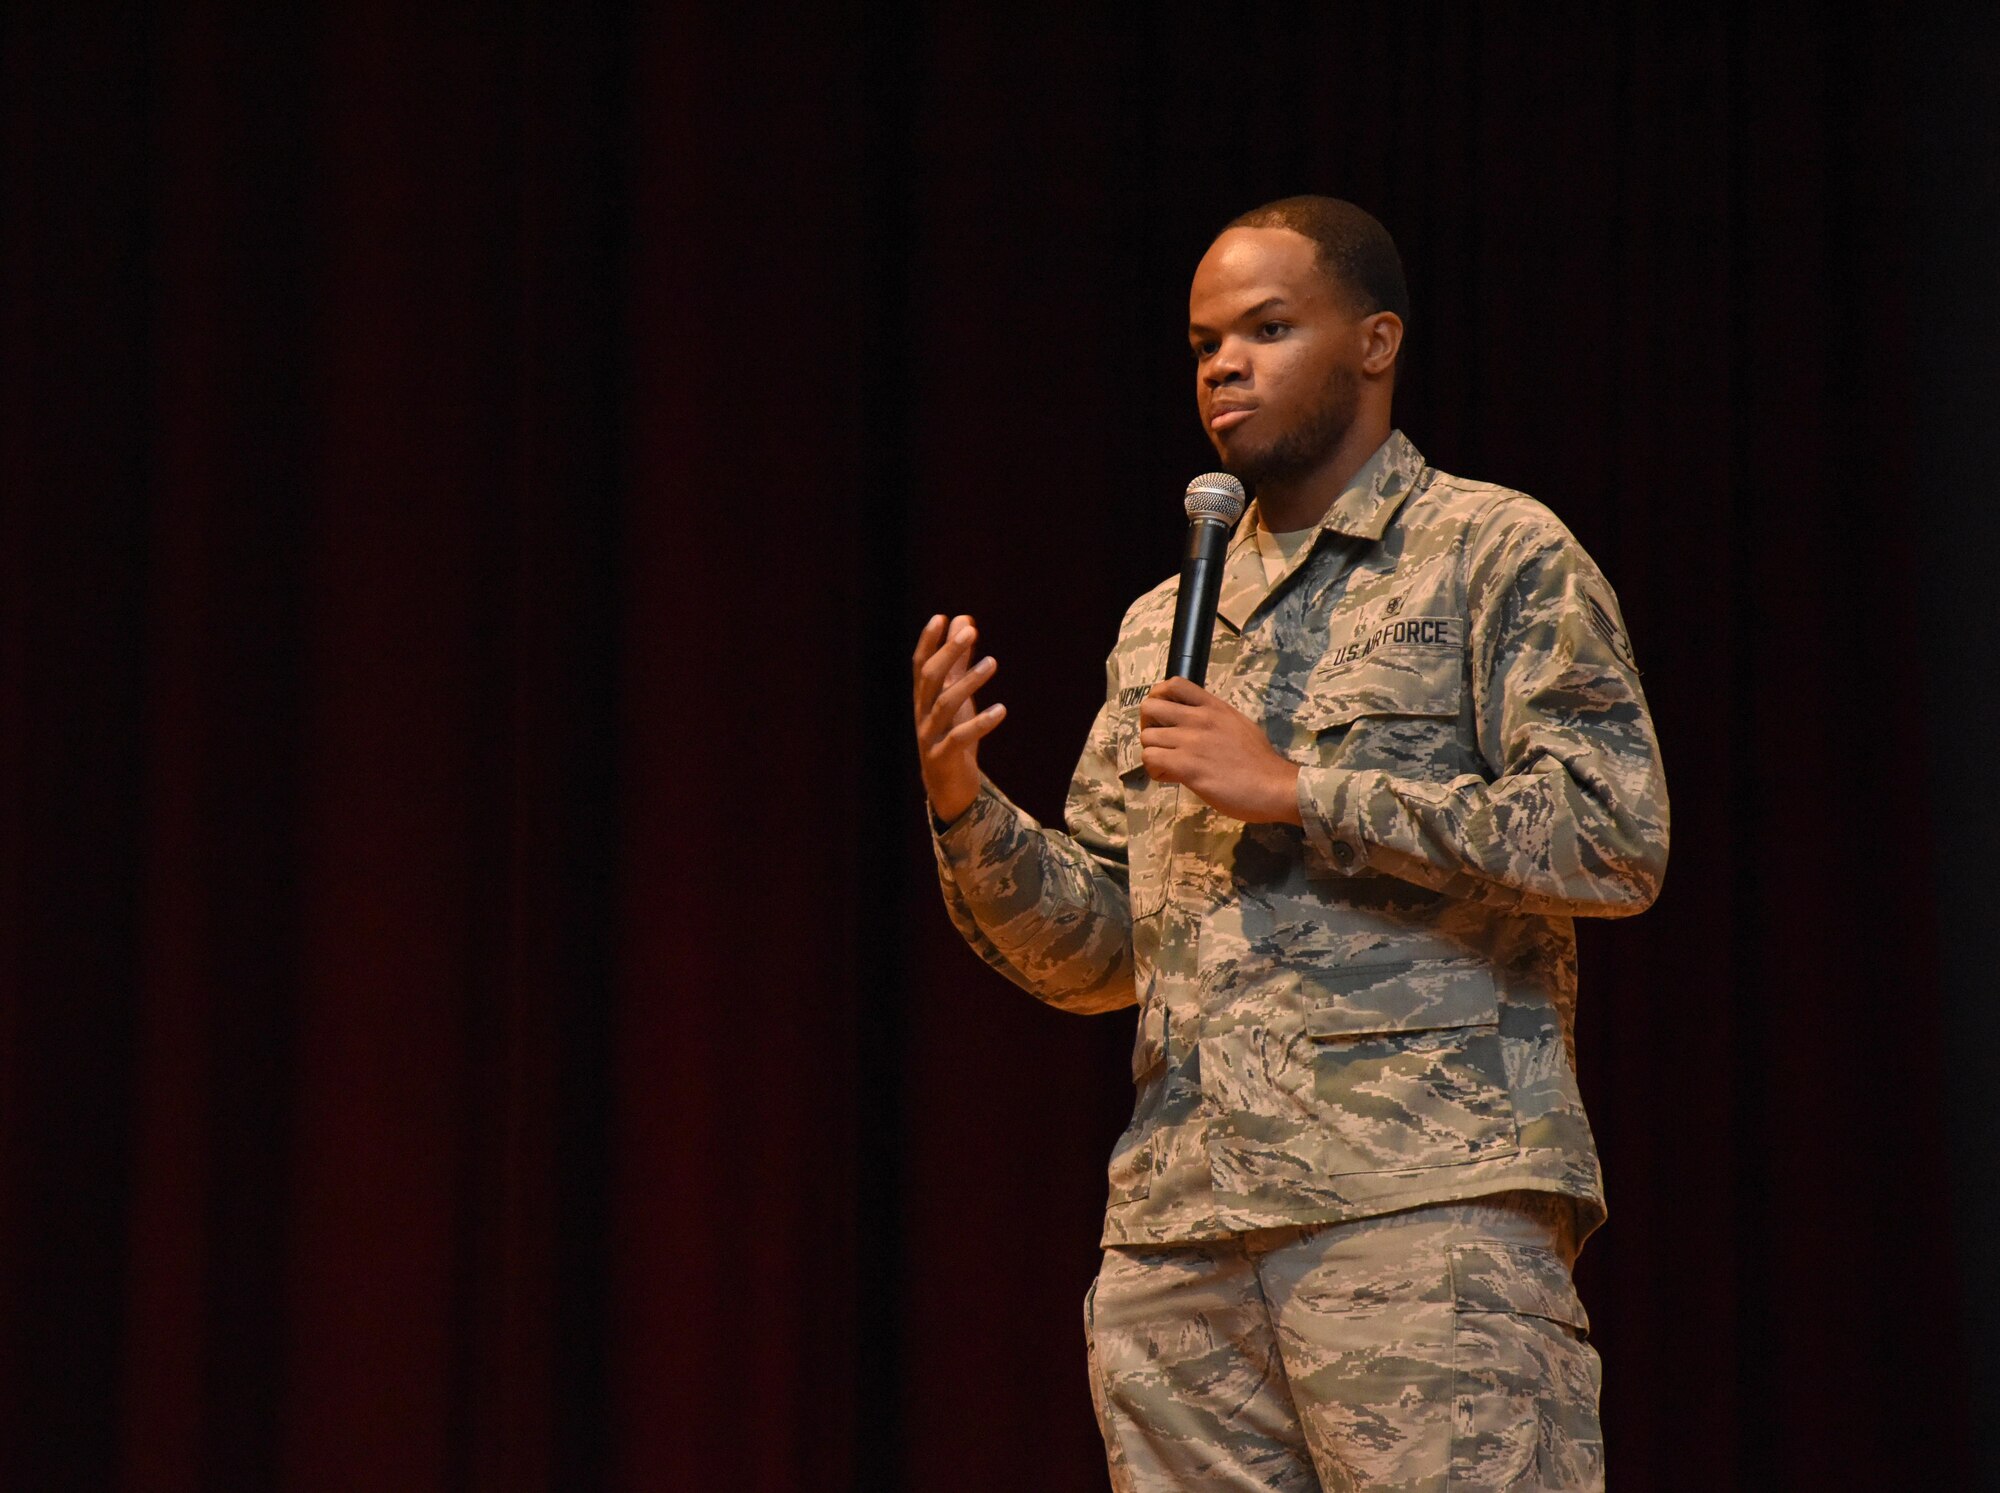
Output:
[1252, 414, 1393, 533]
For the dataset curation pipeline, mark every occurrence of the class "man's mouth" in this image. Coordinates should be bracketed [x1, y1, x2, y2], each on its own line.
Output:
[1210, 406, 1256, 432]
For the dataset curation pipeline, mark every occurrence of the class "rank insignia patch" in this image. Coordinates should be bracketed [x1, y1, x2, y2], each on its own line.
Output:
[1584, 591, 1635, 667]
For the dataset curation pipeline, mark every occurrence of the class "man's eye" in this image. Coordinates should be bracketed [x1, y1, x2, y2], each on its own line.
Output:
[1191, 342, 1216, 359]
[1260, 321, 1288, 338]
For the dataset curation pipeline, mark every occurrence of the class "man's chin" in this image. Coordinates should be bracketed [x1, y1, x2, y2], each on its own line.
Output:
[1216, 410, 1356, 490]
[1207, 429, 1255, 471]
[1213, 436, 1277, 487]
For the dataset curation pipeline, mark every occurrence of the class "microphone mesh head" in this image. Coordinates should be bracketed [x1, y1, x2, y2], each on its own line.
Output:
[1184, 471, 1247, 523]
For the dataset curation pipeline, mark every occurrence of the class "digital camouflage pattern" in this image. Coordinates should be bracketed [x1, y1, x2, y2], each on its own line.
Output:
[1086, 1196, 1605, 1491]
[932, 429, 1669, 1249]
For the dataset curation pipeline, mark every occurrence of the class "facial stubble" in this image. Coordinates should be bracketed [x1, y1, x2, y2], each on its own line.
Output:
[1219, 363, 1361, 494]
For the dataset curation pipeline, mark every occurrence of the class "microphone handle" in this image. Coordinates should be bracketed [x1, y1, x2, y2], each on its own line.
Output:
[1165, 515, 1232, 685]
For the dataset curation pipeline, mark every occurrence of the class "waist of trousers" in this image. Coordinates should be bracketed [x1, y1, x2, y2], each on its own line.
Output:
[1226, 1188, 1579, 1267]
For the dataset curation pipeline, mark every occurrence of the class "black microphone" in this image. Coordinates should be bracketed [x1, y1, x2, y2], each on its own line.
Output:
[1165, 472, 1247, 685]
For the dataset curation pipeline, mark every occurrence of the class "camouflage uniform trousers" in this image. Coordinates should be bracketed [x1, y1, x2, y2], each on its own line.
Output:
[1083, 1192, 1604, 1492]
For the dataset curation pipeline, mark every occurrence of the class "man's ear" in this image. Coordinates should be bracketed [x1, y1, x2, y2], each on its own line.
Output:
[1360, 311, 1403, 377]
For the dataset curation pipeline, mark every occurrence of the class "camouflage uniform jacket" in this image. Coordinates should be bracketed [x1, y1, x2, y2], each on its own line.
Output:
[931, 429, 1669, 1249]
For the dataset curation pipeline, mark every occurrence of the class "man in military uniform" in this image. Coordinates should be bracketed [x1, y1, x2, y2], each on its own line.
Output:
[911, 197, 1668, 1492]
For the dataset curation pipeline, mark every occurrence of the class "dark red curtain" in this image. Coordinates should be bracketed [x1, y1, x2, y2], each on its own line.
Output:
[3, 3, 1990, 1489]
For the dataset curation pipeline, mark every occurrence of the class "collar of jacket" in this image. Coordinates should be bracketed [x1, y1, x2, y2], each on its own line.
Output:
[1216, 427, 1428, 632]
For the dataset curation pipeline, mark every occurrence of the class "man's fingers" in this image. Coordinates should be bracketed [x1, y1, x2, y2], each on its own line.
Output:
[915, 618, 978, 714]
[924, 654, 997, 738]
[925, 620, 976, 686]
[913, 614, 957, 713]
[1150, 677, 1208, 705]
[923, 655, 996, 740]
[1139, 697, 1199, 729]
[928, 702, 1006, 754]
[911, 613, 947, 679]
[918, 629, 979, 721]
[1137, 725, 1186, 750]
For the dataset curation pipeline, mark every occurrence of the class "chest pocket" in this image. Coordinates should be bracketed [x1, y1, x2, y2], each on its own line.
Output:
[1294, 639, 1468, 778]
[1110, 710, 1173, 918]
[1298, 638, 1464, 727]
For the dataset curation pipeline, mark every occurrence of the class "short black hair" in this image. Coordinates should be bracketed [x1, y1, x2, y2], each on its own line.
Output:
[1222, 196, 1410, 326]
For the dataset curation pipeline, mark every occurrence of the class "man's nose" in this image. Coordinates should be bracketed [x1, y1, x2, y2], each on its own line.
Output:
[1204, 337, 1249, 385]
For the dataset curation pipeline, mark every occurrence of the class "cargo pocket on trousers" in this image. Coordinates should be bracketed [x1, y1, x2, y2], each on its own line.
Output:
[1447, 1241, 1604, 1491]
[1082, 1276, 1135, 1487]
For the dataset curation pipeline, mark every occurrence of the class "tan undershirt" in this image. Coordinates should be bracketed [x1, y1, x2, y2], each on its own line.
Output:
[1253, 517, 1321, 587]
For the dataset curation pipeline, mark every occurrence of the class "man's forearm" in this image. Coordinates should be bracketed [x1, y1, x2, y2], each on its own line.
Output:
[1295, 753, 1669, 917]
[931, 778, 1137, 1015]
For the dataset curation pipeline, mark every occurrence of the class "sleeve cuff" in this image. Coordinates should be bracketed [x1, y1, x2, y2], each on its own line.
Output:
[1297, 763, 1368, 876]
[928, 776, 1015, 873]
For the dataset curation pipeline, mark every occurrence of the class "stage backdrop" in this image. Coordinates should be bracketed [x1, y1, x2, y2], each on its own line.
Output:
[2, 3, 1989, 1489]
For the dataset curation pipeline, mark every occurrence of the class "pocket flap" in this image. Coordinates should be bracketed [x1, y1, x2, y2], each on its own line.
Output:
[1451, 1241, 1590, 1333]
[1109, 709, 1145, 775]
[1298, 641, 1464, 730]
[1132, 1001, 1167, 1079]
[1300, 959, 1499, 1038]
